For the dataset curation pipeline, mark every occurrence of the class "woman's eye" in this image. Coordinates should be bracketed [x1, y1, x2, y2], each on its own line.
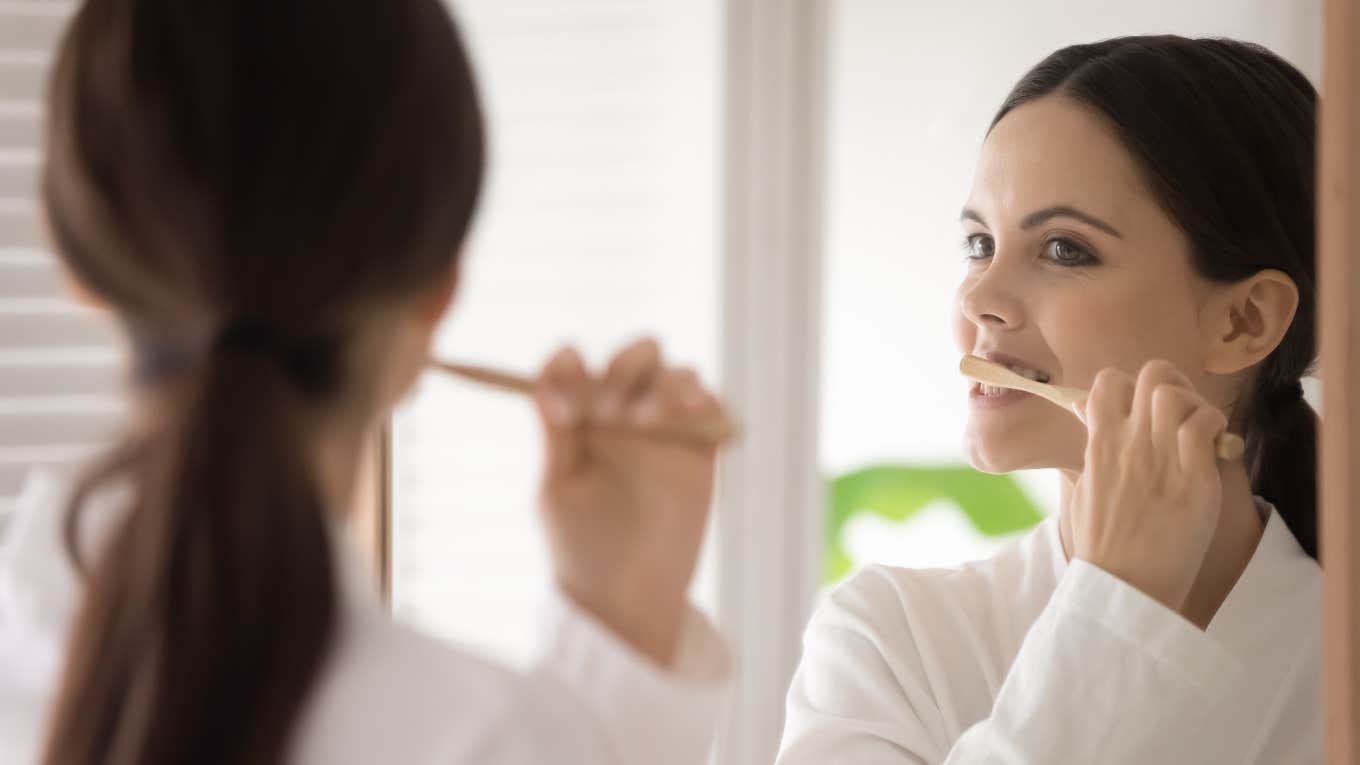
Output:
[963, 234, 994, 260]
[1044, 237, 1095, 266]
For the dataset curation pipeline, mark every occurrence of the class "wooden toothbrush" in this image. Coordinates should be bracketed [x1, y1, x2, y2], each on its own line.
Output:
[428, 359, 741, 447]
[960, 355, 1245, 462]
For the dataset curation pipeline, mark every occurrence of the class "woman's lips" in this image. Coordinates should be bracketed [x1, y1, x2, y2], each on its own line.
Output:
[968, 382, 1034, 409]
[973, 350, 1053, 383]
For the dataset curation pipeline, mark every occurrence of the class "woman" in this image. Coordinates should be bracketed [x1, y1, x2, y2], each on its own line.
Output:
[779, 36, 1320, 763]
[0, 1, 729, 763]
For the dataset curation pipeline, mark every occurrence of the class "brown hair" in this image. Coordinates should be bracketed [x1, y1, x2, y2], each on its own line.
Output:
[39, 1, 484, 762]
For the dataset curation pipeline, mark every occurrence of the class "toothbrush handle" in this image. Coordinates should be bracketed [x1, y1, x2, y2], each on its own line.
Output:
[1215, 433, 1246, 462]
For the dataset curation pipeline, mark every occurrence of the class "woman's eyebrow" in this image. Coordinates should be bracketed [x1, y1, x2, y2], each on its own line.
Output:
[958, 205, 1124, 239]
[960, 208, 989, 228]
[1021, 205, 1123, 238]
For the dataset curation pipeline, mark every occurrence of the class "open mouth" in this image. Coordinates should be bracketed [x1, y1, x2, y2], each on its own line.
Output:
[975, 355, 1051, 397]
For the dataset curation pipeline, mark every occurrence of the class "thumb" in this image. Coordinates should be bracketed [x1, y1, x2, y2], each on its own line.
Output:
[536, 346, 591, 483]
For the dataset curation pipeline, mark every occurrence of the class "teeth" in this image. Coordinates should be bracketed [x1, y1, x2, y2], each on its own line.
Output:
[1007, 364, 1050, 383]
[975, 361, 1052, 396]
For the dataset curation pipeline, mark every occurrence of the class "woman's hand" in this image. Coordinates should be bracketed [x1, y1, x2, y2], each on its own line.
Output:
[533, 338, 723, 667]
[1069, 360, 1230, 621]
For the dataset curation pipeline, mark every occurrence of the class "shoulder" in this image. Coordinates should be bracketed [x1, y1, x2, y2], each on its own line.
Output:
[334, 612, 523, 701]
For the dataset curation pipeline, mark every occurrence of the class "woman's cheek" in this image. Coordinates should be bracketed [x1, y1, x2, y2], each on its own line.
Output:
[1042, 292, 1133, 389]
[1045, 284, 1199, 390]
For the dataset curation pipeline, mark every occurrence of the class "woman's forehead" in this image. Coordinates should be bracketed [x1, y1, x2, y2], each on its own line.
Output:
[967, 95, 1155, 229]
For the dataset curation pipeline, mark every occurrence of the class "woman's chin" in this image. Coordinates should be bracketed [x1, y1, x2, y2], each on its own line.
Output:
[963, 415, 1085, 474]
[963, 432, 1068, 474]
[964, 449, 1021, 475]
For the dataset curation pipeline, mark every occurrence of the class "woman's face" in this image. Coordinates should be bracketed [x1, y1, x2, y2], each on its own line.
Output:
[954, 94, 1220, 474]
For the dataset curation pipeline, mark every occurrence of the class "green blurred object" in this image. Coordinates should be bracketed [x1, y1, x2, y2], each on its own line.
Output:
[825, 465, 1046, 583]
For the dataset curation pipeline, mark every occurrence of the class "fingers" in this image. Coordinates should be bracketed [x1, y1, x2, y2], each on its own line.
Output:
[1086, 360, 1225, 482]
[596, 338, 662, 424]
[537, 346, 591, 481]
[1130, 360, 1191, 443]
[539, 346, 590, 427]
[1149, 383, 1201, 462]
[537, 339, 719, 476]
[1134, 361, 1223, 480]
[631, 367, 720, 429]
[1085, 367, 1135, 439]
[1082, 367, 1134, 472]
[1178, 404, 1229, 481]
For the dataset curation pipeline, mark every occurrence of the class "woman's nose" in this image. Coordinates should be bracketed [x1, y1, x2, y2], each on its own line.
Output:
[958, 260, 1025, 330]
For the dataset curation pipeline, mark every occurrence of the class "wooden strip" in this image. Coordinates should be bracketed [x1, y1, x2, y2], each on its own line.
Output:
[350, 422, 392, 602]
[713, 0, 827, 762]
[376, 422, 391, 602]
[1319, 0, 1360, 760]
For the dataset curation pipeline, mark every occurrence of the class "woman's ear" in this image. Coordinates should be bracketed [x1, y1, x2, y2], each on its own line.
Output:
[1201, 269, 1299, 375]
[42, 203, 105, 311]
[381, 260, 461, 409]
[413, 260, 460, 331]
[64, 273, 108, 312]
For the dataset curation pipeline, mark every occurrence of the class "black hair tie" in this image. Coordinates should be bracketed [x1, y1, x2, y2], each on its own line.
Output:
[213, 320, 282, 355]
[1266, 380, 1305, 408]
[212, 319, 341, 396]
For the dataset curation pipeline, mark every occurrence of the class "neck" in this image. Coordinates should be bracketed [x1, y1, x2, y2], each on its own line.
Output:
[316, 419, 371, 517]
[1056, 460, 1265, 629]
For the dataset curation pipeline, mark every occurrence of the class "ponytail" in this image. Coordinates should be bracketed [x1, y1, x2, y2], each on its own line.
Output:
[43, 329, 343, 765]
[1247, 382, 1318, 560]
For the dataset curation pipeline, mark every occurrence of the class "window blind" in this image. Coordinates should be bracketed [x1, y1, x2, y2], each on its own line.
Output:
[0, 1, 124, 525]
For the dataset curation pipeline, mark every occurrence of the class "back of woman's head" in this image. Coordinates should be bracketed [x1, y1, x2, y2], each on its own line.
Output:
[992, 35, 1319, 559]
[40, 1, 483, 762]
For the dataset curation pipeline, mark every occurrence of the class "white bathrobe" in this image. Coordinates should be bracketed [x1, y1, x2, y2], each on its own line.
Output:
[779, 499, 1321, 764]
[0, 470, 731, 764]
